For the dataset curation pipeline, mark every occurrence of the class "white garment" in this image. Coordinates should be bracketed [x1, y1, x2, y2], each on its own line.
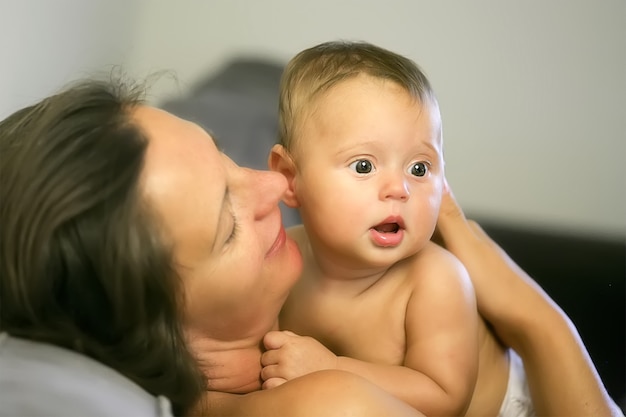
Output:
[498, 349, 535, 417]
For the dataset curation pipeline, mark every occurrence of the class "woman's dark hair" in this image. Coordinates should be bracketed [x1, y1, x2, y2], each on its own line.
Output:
[0, 79, 205, 414]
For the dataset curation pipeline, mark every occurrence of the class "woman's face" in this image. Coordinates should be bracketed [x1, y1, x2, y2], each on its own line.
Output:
[135, 106, 302, 343]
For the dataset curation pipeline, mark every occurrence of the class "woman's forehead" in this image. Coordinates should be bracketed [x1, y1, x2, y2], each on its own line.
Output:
[135, 105, 225, 226]
[134, 106, 215, 146]
[135, 106, 219, 171]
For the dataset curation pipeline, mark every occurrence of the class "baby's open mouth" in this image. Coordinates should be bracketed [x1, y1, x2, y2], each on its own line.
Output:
[369, 218, 405, 247]
[373, 223, 401, 233]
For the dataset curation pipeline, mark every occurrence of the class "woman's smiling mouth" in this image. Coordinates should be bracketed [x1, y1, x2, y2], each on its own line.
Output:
[266, 224, 287, 258]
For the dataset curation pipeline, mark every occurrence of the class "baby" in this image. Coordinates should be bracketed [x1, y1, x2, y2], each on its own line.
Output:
[264, 40, 533, 417]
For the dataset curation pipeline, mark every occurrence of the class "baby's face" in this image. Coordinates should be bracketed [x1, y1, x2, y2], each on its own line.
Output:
[293, 75, 444, 269]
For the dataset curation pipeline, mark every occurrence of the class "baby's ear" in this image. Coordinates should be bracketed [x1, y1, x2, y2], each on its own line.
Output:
[268, 144, 300, 208]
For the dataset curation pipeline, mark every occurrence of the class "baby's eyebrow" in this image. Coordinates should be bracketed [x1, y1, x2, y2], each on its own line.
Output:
[422, 141, 440, 155]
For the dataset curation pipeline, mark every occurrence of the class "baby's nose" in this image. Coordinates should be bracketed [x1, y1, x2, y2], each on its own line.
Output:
[380, 174, 411, 201]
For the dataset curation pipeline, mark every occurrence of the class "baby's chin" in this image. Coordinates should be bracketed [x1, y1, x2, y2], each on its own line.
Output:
[344, 239, 423, 269]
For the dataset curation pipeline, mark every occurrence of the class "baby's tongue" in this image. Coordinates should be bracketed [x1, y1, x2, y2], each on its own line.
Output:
[374, 223, 397, 233]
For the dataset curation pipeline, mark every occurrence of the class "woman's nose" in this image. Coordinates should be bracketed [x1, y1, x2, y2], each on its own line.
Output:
[379, 173, 410, 201]
[247, 169, 288, 220]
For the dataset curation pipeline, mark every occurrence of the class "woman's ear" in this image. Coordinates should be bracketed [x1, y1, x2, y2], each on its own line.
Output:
[268, 144, 300, 208]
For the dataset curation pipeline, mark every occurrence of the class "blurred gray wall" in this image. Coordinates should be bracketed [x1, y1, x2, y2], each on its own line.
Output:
[0, 1, 141, 119]
[2, 0, 624, 238]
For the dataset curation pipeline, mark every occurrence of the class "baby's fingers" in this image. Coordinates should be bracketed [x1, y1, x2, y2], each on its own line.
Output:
[260, 348, 280, 367]
[263, 330, 298, 350]
[262, 376, 287, 390]
[261, 363, 282, 382]
[435, 180, 475, 246]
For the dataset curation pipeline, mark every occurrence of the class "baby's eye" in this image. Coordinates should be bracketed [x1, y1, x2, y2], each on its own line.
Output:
[410, 162, 428, 177]
[349, 159, 375, 174]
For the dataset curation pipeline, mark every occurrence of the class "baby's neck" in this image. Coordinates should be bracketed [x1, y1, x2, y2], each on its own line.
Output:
[307, 247, 395, 297]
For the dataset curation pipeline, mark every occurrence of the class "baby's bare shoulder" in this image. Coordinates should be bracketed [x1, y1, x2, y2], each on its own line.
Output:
[404, 241, 470, 287]
[409, 241, 462, 268]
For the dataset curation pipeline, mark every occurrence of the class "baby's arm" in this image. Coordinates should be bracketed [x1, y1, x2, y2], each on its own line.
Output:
[337, 246, 478, 415]
[261, 245, 478, 416]
[400, 245, 479, 415]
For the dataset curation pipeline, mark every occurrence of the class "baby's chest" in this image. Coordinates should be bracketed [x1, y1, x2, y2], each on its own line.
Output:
[282, 294, 408, 365]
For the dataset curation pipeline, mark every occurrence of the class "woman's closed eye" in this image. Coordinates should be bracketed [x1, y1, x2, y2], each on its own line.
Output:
[225, 212, 239, 245]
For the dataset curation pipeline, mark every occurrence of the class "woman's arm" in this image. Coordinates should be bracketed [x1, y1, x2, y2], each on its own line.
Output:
[435, 181, 623, 417]
[192, 369, 424, 417]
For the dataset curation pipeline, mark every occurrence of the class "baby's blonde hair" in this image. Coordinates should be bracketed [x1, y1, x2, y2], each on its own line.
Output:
[278, 40, 437, 153]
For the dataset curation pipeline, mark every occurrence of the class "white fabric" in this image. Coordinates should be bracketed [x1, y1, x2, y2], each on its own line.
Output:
[498, 349, 535, 417]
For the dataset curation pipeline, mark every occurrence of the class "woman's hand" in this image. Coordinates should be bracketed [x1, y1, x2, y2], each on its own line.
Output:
[433, 180, 557, 346]
[434, 179, 623, 417]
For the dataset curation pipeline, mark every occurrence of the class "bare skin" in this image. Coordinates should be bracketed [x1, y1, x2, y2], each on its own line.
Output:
[136, 105, 425, 417]
[272, 227, 478, 416]
[265, 75, 512, 416]
[435, 181, 624, 417]
[465, 319, 510, 417]
[272, 225, 508, 417]
[194, 370, 426, 417]
[135, 104, 620, 416]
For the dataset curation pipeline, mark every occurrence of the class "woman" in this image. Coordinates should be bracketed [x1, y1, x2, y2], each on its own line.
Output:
[0, 78, 620, 416]
[0, 79, 421, 417]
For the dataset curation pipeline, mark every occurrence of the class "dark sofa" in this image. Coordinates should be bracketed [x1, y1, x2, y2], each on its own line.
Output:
[162, 58, 626, 411]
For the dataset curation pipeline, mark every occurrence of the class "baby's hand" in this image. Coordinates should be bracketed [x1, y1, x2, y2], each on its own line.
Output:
[260, 330, 338, 389]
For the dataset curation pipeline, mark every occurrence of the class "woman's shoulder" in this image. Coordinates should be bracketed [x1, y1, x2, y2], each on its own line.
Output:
[0, 332, 172, 417]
